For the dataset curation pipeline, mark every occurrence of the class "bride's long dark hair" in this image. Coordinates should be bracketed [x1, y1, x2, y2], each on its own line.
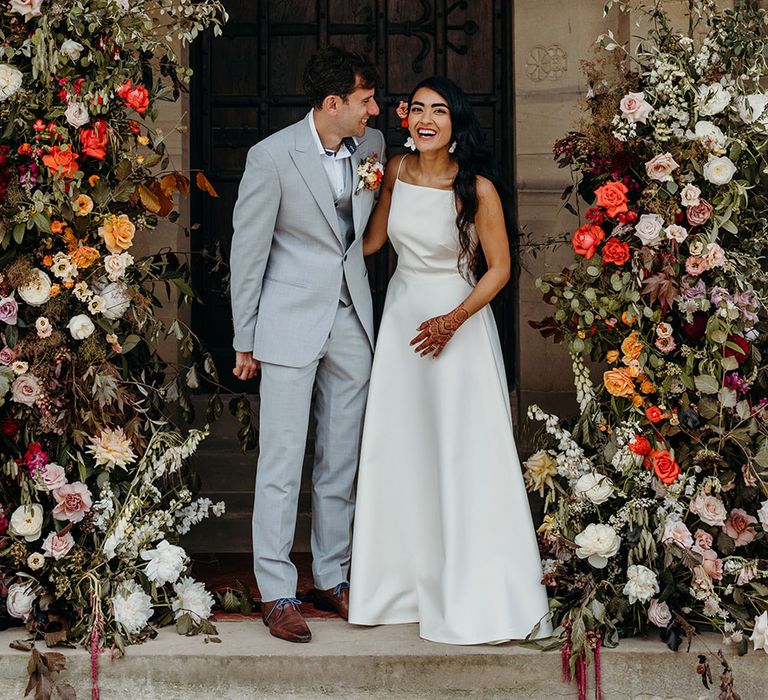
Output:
[406, 76, 514, 283]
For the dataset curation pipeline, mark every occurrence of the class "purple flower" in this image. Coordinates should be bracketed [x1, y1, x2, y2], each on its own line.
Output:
[0, 296, 18, 325]
[18, 163, 39, 188]
[734, 290, 760, 326]
[710, 286, 732, 307]
[681, 276, 706, 300]
[724, 372, 750, 396]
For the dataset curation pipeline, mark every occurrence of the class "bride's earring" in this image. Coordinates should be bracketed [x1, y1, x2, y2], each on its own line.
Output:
[404, 136, 416, 151]
[448, 141, 457, 154]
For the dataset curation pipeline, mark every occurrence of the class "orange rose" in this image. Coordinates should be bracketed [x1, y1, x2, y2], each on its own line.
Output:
[631, 393, 645, 408]
[42, 145, 79, 179]
[645, 406, 664, 423]
[629, 435, 652, 456]
[621, 331, 643, 363]
[99, 214, 135, 253]
[75, 194, 94, 216]
[650, 449, 680, 484]
[640, 379, 657, 394]
[606, 350, 619, 363]
[80, 120, 109, 160]
[602, 238, 630, 266]
[71, 246, 100, 269]
[594, 181, 629, 218]
[572, 223, 605, 259]
[116, 80, 150, 114]
[603, 368, 635, 397]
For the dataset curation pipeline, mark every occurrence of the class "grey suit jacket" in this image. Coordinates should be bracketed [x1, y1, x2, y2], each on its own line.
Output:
[230, 113, 386, 367]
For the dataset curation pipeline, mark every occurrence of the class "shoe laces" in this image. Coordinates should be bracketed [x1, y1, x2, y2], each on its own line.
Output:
[265, 597, 302, 623]
[332, 582, 349, 597]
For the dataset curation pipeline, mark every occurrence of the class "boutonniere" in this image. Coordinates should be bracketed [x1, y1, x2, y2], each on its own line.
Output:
[355, 153, 384, 195]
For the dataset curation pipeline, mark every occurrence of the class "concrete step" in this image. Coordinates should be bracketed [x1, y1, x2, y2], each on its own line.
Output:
[0, 623, 763, 699]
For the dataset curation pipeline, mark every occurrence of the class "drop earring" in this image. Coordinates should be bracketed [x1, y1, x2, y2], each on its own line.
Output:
[404, 136, 417, 151]
[448, 141, 457, 154]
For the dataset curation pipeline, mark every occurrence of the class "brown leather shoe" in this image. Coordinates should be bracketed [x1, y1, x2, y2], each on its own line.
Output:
[313, 583, 349, 620]
[261, 598, 311, 643]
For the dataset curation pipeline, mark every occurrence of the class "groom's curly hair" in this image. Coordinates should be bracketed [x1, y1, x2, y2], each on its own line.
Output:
[303, 46, 379, 108]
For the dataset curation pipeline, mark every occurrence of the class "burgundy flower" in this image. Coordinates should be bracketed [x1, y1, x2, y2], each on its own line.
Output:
[724, 335, 749, 364]
[682, 312, 708, 342]
[0, 419, 20, 440]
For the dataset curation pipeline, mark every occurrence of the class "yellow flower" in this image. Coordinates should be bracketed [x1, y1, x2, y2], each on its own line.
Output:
[621, 331, 643, 364]
[88, 175, 101, 187]
[640, 379, 657, 394]
[537, 514, 556, 540]
[75, 194, 94, 216]
[99, 214, 135, 253]
[606, 350, 619, 363]
[523, 450, 558, 496]
[71, 246, 100, 269]
[631, 393, 645, 408]
[603, 368, 635, 397]
[137, 135, 150, 146]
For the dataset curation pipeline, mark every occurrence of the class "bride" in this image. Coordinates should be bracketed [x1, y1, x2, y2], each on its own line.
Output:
[348, 76, 551, 644]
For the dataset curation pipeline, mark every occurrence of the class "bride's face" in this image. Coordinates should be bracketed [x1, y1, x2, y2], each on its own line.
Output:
[408, 88, 452, 153]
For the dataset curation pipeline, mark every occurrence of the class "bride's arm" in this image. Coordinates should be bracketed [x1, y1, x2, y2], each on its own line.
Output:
[362, 155, 403, 256]
[410, 176, 511, 357]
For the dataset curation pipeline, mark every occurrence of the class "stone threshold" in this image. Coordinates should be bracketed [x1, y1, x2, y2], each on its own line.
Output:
[0, 621, 764, 699]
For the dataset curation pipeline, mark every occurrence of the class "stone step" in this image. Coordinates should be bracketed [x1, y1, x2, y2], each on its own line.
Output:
[0, 623, 763, 700]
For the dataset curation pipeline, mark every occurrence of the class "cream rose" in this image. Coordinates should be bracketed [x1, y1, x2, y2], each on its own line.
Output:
[690, 121, 727, 154]
[703, 156, 737, 186]
[574, 472, 613, 504]
[645, 153, 679, 182]
[9, 0, 43, 21]
[9, 503, 44, 541]
[6, 582, 36, 621]
[634, 213, 665, 247]
[0, 64, 23, 102]
[697, 83, 731, 116]
[65, 102, 90, 128]
[103, 252, 133, 281]
[18, 269, 52, 306]
[623, 565, 659, 604]
[39, 462, 67, 491]
[575, 523, 621, 569]
[67, 314, 95, 340]
[662, 519, 694, 549]
[11, 373, 42, 406]
[42, 531, 75, 560]
[691, 492, 727, 526]
[648, 599, 672, 628]
[680, 183, 701, 207]
[620, 91, 654, 123]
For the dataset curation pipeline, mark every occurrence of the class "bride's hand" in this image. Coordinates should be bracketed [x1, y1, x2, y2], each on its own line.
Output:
[410, 305, 469, 358]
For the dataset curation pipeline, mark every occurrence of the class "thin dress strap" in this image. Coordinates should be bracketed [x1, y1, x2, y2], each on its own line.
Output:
[395, 154, 408, 182]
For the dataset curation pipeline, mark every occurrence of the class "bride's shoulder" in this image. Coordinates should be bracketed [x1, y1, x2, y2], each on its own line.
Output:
[382, 153, 409, 187]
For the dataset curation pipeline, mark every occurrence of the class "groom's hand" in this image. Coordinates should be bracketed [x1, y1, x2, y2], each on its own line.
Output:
[233, 351, 261, 380]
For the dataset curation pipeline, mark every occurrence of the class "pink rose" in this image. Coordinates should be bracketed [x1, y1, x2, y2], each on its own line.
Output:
[11, 374, 42, 406]
[701, 549, 723, 580]
[690, 493, 727, 526]
[42, 531, 75, 559]
[0, 296, 18, 325]
[645, 153, 679, 182]
[0, 346, 16, 365]
[686, 199, 713, 226]
[662, 520, 694, 549]
[52, 481, 92, 523]
[40, 463, 67, 491]
[692, 529, 713, 554]
[620, 91, 654, 123]
[723, 508, 757, 547]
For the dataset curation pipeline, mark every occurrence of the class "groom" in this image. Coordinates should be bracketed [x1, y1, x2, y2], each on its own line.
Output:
[230, 47, 385, 643]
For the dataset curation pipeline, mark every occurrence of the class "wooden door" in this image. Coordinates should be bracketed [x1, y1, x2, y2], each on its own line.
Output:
[190, 0, 516, 389]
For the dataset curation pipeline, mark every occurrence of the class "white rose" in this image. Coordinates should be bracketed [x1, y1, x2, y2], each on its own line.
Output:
[645, 152, 679, 182]
[172, 577, 214, 622]
[67, 314, 95, 340]
[736, 93, 768, 125]
[140, 540, 187, 586]
[6, 582, 36, 621]
[574, 472, 613, 504]
[103, 253, 133, 281]
[112, 580, 153, 635]
[94, 281, 131, 320]
[0, 64, 23, 102]
[574, 523, 621, 569]
[703, 156, 737, 186]
[665, 225, 688, 244]
[620, 91, 654, 123]
[758, 500, 768, 531]
[689, 121, 727, 154]
[9, 0, 43, 21]
[623, 564, 659, 604]
[634, 214, 665, 247]
[60, 40, 84, 62]
[697, 83, 731, 116]
[691, 493, 727, 526]
[39, 462, 67, 491]
[680, 183, 701, 207]
[647, 599, 672, 628]
[18, 269, 52, 306]
[27, 552, 45, 570]
[11, 373, 42, 406]
[751, 611, 768, 653]
[9, 503, 44, 541]
[65, 102, 90, 128]
[662, 519, 694, 549]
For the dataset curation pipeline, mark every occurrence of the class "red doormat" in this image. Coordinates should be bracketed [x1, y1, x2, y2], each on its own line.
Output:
[192, 553, 341, 621]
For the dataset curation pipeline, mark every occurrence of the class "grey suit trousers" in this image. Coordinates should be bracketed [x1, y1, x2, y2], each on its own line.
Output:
[253, 300, 372, 601]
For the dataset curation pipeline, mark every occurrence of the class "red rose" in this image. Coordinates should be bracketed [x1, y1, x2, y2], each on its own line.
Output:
[42, 145, 79, 178]
[629, 435, 652, 456]
[116, 80, 150, 114]
[645, 406, 664, 423]
[0, 419, 20, 440]
[602, 238, 630, 266]
[80, 120, 109, 160]
[650, 449, 680, 485]
[572, 223, 605, 259]
[723, 335, 749, 364]
[594, 181, 629, 218]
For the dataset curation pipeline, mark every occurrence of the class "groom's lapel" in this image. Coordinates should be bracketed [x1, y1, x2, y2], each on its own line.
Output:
[290, 120, 343, 245]
[351, 136, 366, 238]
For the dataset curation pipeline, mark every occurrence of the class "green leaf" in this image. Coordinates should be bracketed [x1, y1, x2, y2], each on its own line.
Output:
[170, 277, 196, 300]
[694, 375, 720, 394]
[12, 222, 25, 245]
[120, 335, 142, 354]
[31, 212, 51, 233]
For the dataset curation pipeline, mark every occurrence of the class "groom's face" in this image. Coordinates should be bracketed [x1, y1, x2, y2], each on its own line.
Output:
[334, 75, 380, 138]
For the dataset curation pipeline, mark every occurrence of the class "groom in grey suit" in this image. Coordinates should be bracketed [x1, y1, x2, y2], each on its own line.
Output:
[230, 47, 385, 643]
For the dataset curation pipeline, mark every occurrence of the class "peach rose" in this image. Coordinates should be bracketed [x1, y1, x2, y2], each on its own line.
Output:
[99, 214, 135, 253]
[723, 508, 757, 547]
[701, 549, 723, 580]
[690, 493, 727, 526]
[621, 331, 643, 363]
[619, 91, 654, 123]
[692, 528, 713, 554]
[594, 181, 629, 218]
[75, 194, 94, 216]
[662, 519, 693, 549]
[645, 152, 679, 182]
[42, 531, 75, 560]
[70, 246, 100, 269]
[603, 368, 635, 397]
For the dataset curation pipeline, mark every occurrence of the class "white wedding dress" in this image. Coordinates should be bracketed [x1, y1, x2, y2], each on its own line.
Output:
[348, 162, 552, 644]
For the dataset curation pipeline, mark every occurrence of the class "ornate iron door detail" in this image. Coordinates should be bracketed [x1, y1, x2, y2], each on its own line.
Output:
[191, 0, 515, 388]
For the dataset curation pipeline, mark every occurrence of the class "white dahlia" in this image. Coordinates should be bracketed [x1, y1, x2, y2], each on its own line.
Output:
[112, 580, 153, 635]
[87, 426, 136, 469]
[0, 64, 23, 102]
[172, 577, 214, 622]
[140, 540, 187, 586]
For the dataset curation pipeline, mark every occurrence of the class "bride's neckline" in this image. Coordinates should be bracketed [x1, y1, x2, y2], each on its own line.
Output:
[396, 179, 454, 193]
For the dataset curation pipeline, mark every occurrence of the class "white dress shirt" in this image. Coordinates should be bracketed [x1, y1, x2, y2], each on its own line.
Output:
[308, 110, 358, 200]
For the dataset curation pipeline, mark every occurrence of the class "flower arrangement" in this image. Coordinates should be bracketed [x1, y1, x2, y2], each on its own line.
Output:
[527, 1, 768, 696]
[355, 153, 384, 194]
[0, 0, 229, 675]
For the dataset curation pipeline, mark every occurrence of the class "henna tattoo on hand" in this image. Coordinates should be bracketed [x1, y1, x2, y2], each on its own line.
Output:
[410, 304, 469, 358]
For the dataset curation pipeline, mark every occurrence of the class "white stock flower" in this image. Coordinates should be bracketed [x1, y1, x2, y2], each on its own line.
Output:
[18, 269, 52, 306]
[6, 582, 36, 621]
[172, 577, 214, 622]
[9, 503, 44, 541]
[623, 565, 659, 604]
[689, 121, 727, 154]
[60, 40, 84, 62]
[648, 599, 672, 628]
[65, 102, 90, 128]
[112, 580, 153, 635]
[697, 83, 731, 116]
[703, 156, 737, 186]
[87, 426, 136, 469]
[574, 472, 613, 504]
[736, 93, 768, 125]
[67, 314, 95, 340]
[0, 64, 23, 102]
[575, 523, 621, 569]
[634, 214, 665, 247]
[140, 540, 187, 586]
[758, 500, 768, 531]
[680, 183, 701, 207]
